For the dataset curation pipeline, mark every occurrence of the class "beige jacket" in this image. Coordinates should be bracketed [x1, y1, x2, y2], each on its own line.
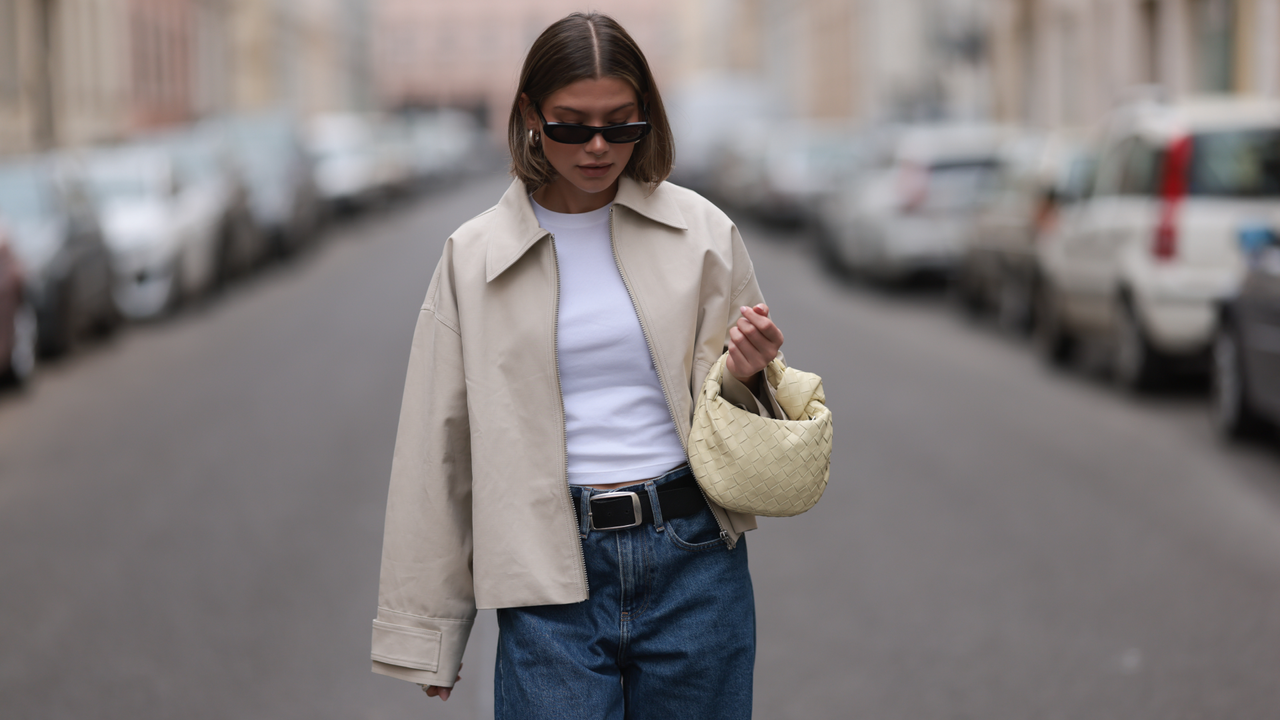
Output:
[371, 176, 770, 687]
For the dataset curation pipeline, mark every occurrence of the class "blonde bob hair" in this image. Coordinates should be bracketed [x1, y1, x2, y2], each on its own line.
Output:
[508, 13, 674, 191]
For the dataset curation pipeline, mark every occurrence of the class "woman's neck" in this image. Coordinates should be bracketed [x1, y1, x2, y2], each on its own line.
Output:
[532, 178, 618, 214]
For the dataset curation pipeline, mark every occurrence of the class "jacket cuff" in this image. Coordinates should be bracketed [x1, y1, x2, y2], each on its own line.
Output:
[370, 609, 474, 687]
[720, 371, 784, 419]
[759, 375, 785, 419]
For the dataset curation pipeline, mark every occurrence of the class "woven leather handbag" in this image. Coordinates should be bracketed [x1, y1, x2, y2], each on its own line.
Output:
[687, 353, 833, 517]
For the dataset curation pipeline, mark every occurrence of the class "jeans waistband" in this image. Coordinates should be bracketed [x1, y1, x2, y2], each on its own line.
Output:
[571, 464, 698, 536]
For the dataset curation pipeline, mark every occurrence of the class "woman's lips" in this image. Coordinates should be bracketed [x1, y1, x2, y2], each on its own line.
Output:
[578, 163, 612, 178]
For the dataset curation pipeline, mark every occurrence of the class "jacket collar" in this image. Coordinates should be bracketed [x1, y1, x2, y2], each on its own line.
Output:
[486, 175, 688, 282]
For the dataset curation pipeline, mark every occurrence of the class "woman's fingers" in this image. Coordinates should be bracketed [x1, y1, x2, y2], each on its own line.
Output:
[738, 306, 784, 348]
[726, 345, 755, 380]
[727, 304, 784, 381]
[732, 314, 780, 361]
[733, 332, 766, 369]
[424, 663, 461, 702]
[728, 329, 766, 378]
[735, 318, 772, 357]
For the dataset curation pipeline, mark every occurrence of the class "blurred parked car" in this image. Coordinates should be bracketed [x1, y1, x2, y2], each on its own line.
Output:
[159, 126, 264, 283]
[308, 113, 387, 211]
[1212, 227, 1280, 438]
[0, 225, 37, 386]
[714, 120, 866, 226]
[406, 109, 483, 183]
[821, 123, 1007, 280]
[1035, 97, 1280, 389]
[374, 116, 418, 195]
[218, 112, 321, 255]
[0, 158, 116, 355]
[83, 148, 217, 319]
[953, 132, 1090, 330]
[665, 75, 777, 192]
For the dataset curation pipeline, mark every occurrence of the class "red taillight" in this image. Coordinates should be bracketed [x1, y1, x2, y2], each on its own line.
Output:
[1153, 135, 1192, 261]
[1152, 219, 1177, 259]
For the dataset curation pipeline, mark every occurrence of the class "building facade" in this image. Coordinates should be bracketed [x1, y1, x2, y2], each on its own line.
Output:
[0, 0, 373, 156]
[370, 0, 679, 135]
[669, 0, 992, 126]
[988, 0, 1280, 130]
[0, 0, 55, 153]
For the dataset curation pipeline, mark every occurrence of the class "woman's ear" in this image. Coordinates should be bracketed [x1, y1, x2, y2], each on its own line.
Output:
[519, 94, 538, 130]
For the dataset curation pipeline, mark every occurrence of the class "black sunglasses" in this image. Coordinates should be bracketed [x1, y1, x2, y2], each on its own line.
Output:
[536, 106, 651, 145]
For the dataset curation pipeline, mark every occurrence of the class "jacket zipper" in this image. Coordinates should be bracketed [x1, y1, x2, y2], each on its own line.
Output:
[608, 208, 733, 548]
[549, 232, 590, 595]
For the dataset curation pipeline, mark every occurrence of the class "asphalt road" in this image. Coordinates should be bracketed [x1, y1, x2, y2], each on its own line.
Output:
[3, 173, 1280, 720]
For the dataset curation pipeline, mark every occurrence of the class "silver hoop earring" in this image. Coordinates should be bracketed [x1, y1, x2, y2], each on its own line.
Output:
[528, 128, 540, 146]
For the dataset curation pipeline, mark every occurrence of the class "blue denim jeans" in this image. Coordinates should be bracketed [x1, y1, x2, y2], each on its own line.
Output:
[495, 466, 756, 720]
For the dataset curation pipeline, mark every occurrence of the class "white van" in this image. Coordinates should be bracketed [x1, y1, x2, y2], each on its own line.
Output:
[1037, 97, 1280, 389]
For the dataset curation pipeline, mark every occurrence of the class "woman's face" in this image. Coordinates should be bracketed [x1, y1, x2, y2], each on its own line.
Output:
[523, 77, 643, 201]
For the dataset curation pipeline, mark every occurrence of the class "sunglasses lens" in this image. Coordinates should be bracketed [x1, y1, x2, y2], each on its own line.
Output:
[542, 122, 650, 144]
[544, 126, 593, 144]
[603, 125, 649, 143]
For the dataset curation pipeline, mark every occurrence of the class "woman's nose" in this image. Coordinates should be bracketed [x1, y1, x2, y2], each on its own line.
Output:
[585, 132, 609, 155]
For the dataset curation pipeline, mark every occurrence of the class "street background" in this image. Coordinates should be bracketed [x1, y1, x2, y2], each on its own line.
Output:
[4, 172, 1280, 718]
[4, 0, 1280, 718]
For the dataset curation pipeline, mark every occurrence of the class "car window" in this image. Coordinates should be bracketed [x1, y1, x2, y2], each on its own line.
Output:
[1058, 153, 1096, 204]
[1119, 139, 1161, 196]
[924, 160, 999, 212]
[85, 163, 163, 204]
[1188, 129, 1280, 197]
[168, 139, 225, 184]
[1092, 138, 1130, 197]
[0, 167, 53, 222]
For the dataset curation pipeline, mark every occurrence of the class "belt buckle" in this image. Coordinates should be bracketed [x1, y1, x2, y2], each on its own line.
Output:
[589, 491, 642, 531]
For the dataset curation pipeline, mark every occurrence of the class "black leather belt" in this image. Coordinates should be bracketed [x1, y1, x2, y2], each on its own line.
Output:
[579, 474, 707, 531]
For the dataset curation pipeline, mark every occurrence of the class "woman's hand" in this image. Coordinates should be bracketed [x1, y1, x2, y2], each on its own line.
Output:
[726, 304, 784, 389]
[421, 663, 462, 701]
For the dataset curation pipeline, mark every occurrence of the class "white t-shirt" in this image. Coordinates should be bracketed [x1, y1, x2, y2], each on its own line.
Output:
[531, 196, 689, 486]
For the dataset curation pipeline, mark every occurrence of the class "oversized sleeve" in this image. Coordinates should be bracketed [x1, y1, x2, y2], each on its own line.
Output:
[371, 244, 475, 688]
[718, 224, 784, 418]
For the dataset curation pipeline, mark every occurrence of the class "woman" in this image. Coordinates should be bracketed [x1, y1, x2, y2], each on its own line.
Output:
[371, 12, 785, 719]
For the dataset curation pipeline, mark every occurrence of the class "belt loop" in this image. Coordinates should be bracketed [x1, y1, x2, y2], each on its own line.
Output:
[646, 480, 665, 532]
[577, 487, 592, 538]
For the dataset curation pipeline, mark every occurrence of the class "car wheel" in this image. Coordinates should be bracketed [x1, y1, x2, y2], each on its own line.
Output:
[40, 278, 81, 356]
[92, 263, 122, 335]
[812, 226, 845, 276]
[951, 261, 985, 318]
[1211, 326, 1267, 439]
[165, 258, 186, 313]
[1112, 298, 1160, 391]
[3, 300, 37, 386]
[996, 268, 1034, 334]
[96, 297, 123, 336]
[1034, 283, 1074, 366]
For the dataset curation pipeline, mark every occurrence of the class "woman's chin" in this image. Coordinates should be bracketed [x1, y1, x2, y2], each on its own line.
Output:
[568, 171, 621, 194]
